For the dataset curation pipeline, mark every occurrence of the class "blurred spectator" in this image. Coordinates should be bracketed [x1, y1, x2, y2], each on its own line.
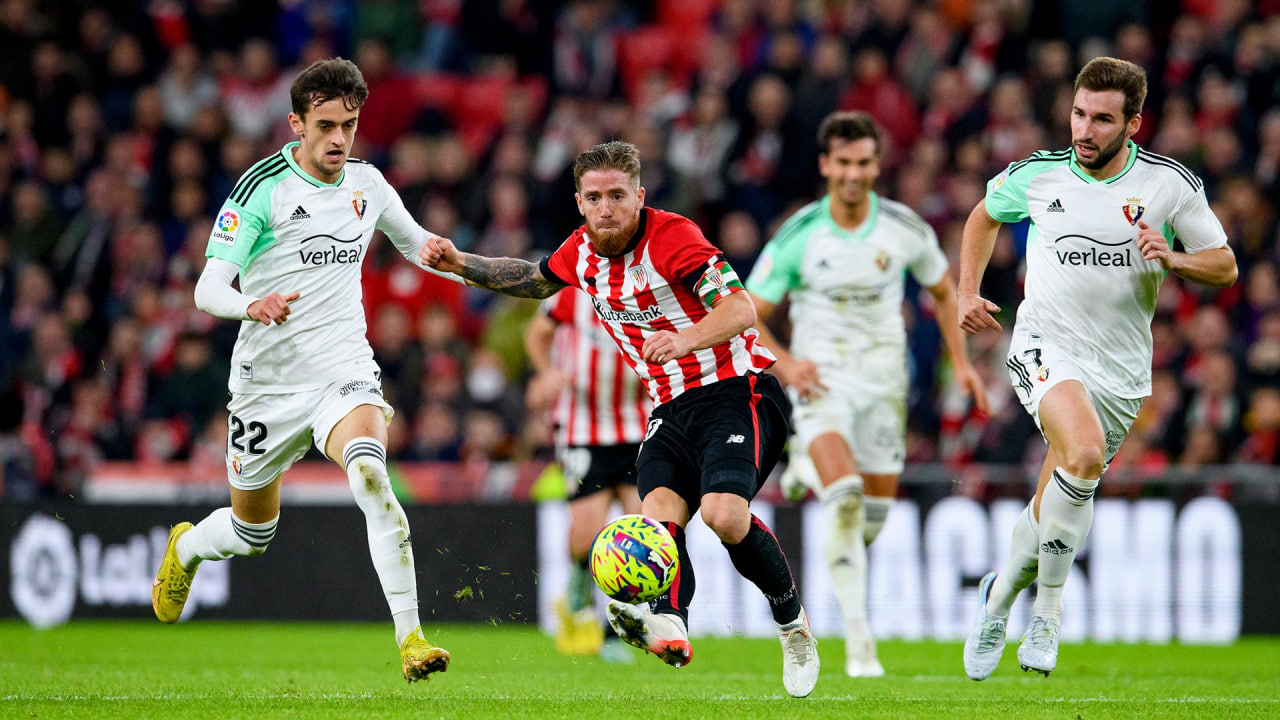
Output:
[158, 44, 220, 132]
[1, 1, 1275, 482]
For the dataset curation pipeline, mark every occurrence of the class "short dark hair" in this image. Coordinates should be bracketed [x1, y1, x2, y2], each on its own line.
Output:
[290, 57, 368, 118]
[1074, 56, 1147, 119]
[817, 111, 881, 155]
[572, 141, 642, 191]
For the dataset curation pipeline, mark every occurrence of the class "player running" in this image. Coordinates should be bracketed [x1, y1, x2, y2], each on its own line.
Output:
[150, 58, 456, 683]
[960, 57, 1236, 679]
[525, 287, 650, 660]
[421, 141, 821, 698]
[746, 110, 988, 677]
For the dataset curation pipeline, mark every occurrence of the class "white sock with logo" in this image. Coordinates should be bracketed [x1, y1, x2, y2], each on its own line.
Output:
[986, 502, 1039, 619]
[820, 475, 868, 646]
[177, 507, 277, 568]
[1033, 467, 1099, 622]
[344, 437, 420, 645]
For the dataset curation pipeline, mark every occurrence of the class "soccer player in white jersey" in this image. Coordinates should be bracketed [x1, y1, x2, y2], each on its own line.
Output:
[150, 58, 456, 683]
[959, 57, 1237, 679]
[421, 141, 821, 698]
[745, 111, 989, 677]
[525, 287, 650, 659]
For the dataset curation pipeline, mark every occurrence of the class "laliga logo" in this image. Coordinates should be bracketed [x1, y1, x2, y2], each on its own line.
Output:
[217, 210, 239, 232]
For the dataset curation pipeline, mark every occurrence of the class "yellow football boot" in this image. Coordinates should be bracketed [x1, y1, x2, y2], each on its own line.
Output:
[152, 522, 196, 624]
[401, 626, 450, 683]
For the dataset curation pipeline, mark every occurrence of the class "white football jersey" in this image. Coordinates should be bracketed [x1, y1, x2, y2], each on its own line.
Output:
[207, 141, 433, 393]
[745, 193, 949, 372]
[985, 141, 1228, 397]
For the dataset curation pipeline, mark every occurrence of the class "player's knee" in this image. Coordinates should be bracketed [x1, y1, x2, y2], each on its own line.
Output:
[1059, 445, 1105, 480]
[700, 498, 750, 544]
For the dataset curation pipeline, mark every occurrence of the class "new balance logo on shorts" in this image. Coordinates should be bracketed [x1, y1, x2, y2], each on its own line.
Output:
[1046, 198, 1065, 213]
[726, 434, 745, 444]
[289, 205, 311, 221]
[1041, 538, 1072, 555]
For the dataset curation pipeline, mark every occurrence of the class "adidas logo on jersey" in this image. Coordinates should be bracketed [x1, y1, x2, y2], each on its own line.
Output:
[1041, 538, 1073, 555]
[289, 205, 311, 221]
[1046, 198, 1065, 213]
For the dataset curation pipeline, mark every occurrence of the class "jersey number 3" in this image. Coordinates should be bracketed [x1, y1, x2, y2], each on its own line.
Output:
[229, 414, 268, 455]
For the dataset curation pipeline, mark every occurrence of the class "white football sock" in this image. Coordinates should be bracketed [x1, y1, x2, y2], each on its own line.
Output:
[986, 502, 1039, 618]
[344, 437, 420, 644]
[177, 507, 277, 568]
[1033, 467, 1098, 622]
[863, 496, 892, 545]
[820, 474, 867, 638]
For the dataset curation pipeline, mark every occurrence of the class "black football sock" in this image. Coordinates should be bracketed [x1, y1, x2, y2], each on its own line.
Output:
[649, 521, 694, 628]
[724, 514, 802, 625]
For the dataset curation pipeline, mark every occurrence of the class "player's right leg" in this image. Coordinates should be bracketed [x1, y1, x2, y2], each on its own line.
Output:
[154, 394, 306, 623]
[1022, 381, 1108, 676]
[606, 486, 694, 668]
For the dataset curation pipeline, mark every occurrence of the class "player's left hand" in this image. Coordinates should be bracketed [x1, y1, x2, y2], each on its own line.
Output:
[1136, 220, 1173, 270]
[642, 331, 693, 365]
[955, 363, 991, 416]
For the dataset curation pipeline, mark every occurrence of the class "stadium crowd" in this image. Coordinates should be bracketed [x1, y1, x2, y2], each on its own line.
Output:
[1, 0, 1278, 500]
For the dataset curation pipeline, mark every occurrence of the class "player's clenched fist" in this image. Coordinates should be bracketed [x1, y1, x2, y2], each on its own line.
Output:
[959, 293, 1002, 334]
[1135, 220, 1173, 270]
[247, 291, 300, 325]
[418, 235, 464, 274]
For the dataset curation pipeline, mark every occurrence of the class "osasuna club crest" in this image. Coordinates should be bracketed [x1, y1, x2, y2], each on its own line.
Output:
[352, 189, 367, 219]
[1123, 197, 1145, 225]
[629, 264, 648, 290]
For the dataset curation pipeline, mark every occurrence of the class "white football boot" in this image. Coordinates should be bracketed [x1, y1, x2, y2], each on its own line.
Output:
[963, 572, 1007, 680]
[1017, 615, 1060, 676]
[606, 601, 693, 668]
[778, 608, 820, 698]
[844, 618, 884, 678]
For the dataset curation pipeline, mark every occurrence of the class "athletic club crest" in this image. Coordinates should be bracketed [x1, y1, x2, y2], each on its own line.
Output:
[629, 264, 648, 290]
[1122, 197, 1145, 225]
[352, 189, 367, 219]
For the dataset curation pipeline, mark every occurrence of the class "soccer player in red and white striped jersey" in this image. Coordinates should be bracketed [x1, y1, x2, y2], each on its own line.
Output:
[525, 287, 650, 657]
[421, 141, 820, 698]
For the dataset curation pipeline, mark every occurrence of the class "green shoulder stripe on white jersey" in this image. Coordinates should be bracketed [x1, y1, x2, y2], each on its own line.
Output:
[985, 150, 1071, 223]
[230, 153, 289, 206]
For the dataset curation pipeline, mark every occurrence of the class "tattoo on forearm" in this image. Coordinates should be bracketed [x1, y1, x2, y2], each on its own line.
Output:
[459, 255, 561, 298]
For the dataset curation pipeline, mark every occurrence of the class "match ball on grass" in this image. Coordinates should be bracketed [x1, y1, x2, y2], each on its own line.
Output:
[589, 514, 678, 604]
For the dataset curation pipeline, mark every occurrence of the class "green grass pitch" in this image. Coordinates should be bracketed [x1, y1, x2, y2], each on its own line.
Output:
[2, 621, 1277, 719]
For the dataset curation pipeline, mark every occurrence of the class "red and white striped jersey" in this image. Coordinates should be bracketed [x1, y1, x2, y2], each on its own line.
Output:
[542, 207, 775, 406]
[542, 288, 651, 447]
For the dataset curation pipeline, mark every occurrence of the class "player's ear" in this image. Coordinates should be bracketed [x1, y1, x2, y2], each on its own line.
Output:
[1127, 112, 1142, 139]
[636, 186, 645, 208]
[575, 192, 584, 216]
[288, 112, 305, 138]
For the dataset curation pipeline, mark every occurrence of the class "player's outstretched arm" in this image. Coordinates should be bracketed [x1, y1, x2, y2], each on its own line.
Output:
[957, 200, 1004, 334]
[419, 236, 563, 299]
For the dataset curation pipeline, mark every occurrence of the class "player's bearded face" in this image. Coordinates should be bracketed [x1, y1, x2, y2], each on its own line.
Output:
[576, 169, 646, 257]
[289, 97, 359, 180]
[820, 137, 880, 208]
[1071, 88, 1137, 172]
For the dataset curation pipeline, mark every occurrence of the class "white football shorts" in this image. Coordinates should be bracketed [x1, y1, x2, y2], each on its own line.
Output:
[1006, 327, 1142, 466]
[789, 346, 908, 475]
[224, 373, 393, 491]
